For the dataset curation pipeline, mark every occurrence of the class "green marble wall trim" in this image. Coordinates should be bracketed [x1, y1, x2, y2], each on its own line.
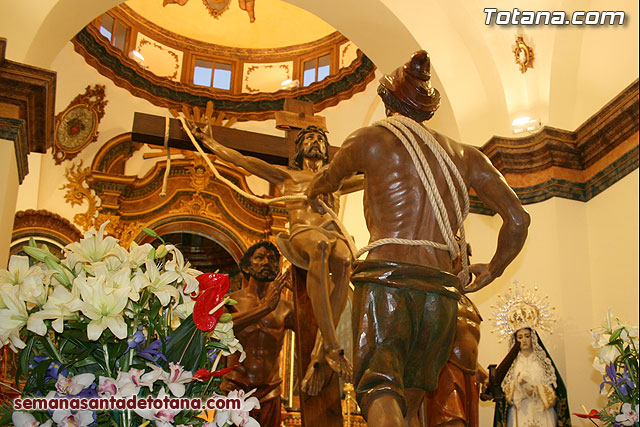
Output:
[470, 145, 639, 215]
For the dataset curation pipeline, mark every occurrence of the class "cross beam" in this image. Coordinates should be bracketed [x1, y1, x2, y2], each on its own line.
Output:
[131, 112, 338, 166]
[132, 112, 289, 165]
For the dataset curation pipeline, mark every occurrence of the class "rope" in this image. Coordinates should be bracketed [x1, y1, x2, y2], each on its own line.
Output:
[159, 117, 171, 198]
[370, 116, 470, 285]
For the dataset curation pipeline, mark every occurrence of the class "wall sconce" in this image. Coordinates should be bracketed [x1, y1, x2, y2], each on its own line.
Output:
[513, 35, 534, 74]
[280, 79, 300, 90]
[512, 116, 541, 134]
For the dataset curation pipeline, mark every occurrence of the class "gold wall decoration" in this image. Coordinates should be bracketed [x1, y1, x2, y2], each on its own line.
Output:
[94, 213, 143, 249]
[162, 0, 254, 22]
[202, 0, 232, 19]
[60, 161, 101, 231]
[513, 35, 535, 74]
[53, 85, 107, 164]
[83, 132, 287, 257]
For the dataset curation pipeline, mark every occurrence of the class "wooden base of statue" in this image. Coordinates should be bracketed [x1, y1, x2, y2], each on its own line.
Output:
[292, 266, 344, 427]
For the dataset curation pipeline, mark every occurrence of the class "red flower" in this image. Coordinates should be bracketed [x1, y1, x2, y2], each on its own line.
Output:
[193, 273, 230, 332]
[573, 409, 600, 419]
[193, 365, 238, 381]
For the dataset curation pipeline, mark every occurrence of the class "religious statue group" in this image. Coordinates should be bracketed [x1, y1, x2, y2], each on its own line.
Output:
[184, 51, 571, 426]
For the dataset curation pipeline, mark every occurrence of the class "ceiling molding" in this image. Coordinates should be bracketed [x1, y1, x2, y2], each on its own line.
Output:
[71, 26, 375, 121]
[115, 4, 348, 61]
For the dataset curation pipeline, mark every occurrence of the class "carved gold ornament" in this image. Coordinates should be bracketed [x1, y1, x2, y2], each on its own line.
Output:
[60, 161, 101, 231]
[94, 213, 142, 248]
[513, 35, 535, 74]
[162, 0, 255, 22]
[53, 85, 107, 164]
[491, 282, 555, 341]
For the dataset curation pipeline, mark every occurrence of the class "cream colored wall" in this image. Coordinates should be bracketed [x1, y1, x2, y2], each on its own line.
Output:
[570, 1, 638, 131]
[586, 169, 639, 325]
[15, 153, 43, 211]
[0, 140, 19, 268]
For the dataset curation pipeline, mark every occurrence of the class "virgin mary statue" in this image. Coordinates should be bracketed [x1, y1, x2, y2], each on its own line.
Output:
[489, 284, 571, 427]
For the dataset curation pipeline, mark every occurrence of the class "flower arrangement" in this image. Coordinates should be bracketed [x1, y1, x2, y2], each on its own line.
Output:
[0, 223, 255, 427]
[586, 310, 639, 426]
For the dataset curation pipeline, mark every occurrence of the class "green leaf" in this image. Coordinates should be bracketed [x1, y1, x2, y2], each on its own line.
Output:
[206, 341, 230, 352]
[165, 315, 204, 372]
[32, 359, 53, 393]
[17, 334, 36, 380]
[226, 298, 239, 305]
[142, 227, 159, 238]
[22, 245, 54, 263]
[219, 313, 233, 323]
[0, 400, 15, 426]
[610, 327, 624, 342]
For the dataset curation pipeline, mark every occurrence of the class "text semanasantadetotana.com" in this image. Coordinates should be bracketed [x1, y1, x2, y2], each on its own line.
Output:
[13, 395, 243, 411]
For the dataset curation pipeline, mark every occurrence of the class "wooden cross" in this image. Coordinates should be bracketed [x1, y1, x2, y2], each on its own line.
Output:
[275, 98, 328, 161]
[132, 109, 338, 165]
[132, 112, 290, 166]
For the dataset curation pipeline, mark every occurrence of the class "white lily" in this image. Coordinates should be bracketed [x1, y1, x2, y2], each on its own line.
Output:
[55, 373, 95, 396]
[593, 356, 608, 374]
[214, 389, 260, 427]
[125, 242, 155, 268]
[212, 321, 246, 362]
[12, 412, 53, 427]
[61, 252, 84, 276]
[165, 245, 202, 295]
[27, 285, 81, 335]
[65, 221, 119, 263]
[71, 276, 129, 340]
[173, 297, 195, 320]
[0, 256, 47, 306]
[603, 308, 616, 330]
[0, 255, 43, 287]
[95, 264, 141, 302]
[0, 283, 11, 309]
[132, 260, 180, 306]
[0, 286, 29, 351]
[599, 344, 621, 364]
[590, 327, 610, 348]
[51, 409, 94, 427]
[618, 325, 639, 346]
